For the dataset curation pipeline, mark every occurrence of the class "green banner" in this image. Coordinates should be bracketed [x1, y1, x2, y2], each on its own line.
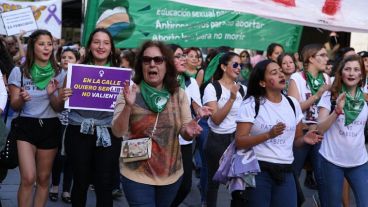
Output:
[83, 0, 302, 51]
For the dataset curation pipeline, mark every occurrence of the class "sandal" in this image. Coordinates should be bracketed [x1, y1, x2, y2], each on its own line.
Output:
[49, 192, 58, 202]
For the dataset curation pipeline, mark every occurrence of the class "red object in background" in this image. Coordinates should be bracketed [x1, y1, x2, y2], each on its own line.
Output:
[322, 0, 341, 16]
[272, 0, 296, 7]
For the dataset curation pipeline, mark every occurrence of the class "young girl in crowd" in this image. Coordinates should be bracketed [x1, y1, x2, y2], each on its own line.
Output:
[317, 55, 368, 207]
[63, 28, 121, 207]
[112, 40, 202, 207]
[184, 47, 204, 86]
[266, 43, 284, 62]
[49, 47, 80, 203]
[235, 59, 321, 207]
[288, 43, 331, 204]
[8, 29, 65, 207]
[277, 53, 297, 93]
[202, 52, 247, 207]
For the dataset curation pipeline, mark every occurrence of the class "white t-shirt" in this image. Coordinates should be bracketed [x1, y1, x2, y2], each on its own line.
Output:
[290, 72, 330, 124]
[179, 77, 202, 145]
[0, 71, 7, 111]
[363, 80, 368, 93]
[236, 96, 303, 164]
[203, 82, 247, 134]
[318, 91, 368, 167]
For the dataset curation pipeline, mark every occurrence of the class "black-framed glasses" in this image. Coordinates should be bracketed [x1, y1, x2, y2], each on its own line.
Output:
[174, 54, 187, 59]
[142, 56, 165, 65]
[231, 62, 243, 69]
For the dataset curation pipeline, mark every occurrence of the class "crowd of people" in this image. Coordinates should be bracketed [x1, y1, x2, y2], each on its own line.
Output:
[1, 28, 368, 207]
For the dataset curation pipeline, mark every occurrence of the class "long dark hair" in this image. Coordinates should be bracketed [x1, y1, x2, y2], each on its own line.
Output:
[0, 39, 14, 77]
[331, 55, 365, 100]
[132, 40, 179, 94]
[83, 28, 119, 67]
[266, 43, 284, 59]
[22, 29, 59, 78]
[213, 52, 239, 80]
[244, 59, 274, 104]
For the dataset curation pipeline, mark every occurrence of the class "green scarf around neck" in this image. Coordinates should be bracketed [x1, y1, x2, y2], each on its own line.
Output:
[240, 68, 251, 82]
[342, 85, 365, 126]
[306, 71, 324, 95]
[184, 71, 196, 78]
[177, 74, 186, 89]
[30, 61, 55, 90]
[140, 80, 170, 113]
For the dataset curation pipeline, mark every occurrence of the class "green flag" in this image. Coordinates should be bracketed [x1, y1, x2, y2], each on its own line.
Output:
[82, 0, 302, 51]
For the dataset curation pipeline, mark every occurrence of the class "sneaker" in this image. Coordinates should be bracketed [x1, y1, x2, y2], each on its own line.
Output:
[112, 189, 123, 199]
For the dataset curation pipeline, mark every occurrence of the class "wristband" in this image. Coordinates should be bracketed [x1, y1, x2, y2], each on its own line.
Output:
[334, 108, 343, 116]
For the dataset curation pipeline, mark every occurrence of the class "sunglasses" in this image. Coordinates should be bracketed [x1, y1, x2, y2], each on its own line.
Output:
[174, 54, 187, 59]
[142, 56, 165, 65]
[231, 62, 244, 69]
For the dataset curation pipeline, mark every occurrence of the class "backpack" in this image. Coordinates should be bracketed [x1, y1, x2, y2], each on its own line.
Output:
[212, 80, 245, 101]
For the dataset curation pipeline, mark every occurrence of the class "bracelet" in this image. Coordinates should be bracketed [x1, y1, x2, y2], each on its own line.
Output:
[334, 108, 343, 116]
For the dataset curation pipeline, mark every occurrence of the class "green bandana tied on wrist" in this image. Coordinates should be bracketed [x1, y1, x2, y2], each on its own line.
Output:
[177, 74, 186, 89]
[306, 72, 324, 96]
[30, 61, 55, 90]
[342, 85, 365, 126]
[140, 81, 170, 113]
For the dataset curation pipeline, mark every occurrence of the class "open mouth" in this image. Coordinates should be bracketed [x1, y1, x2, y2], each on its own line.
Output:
[347, 78, 355, 81]
[279, 79, 286, 84]
[148, 71, 158, 76]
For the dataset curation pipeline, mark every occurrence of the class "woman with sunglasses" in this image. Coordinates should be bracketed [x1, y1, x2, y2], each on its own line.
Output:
[202, 52, 247, 207]
[8, 29, 65, 207]
[288, 43, 331, 204]
[49, 47, 80, 203]
[112, 40, 202, 207]
[235, 59, 321, 207]
[317, 55, 368, 207]
[62, 28, 121, 207]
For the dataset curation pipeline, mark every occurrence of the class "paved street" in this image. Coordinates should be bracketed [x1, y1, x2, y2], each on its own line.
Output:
[0, 168, 355, 207]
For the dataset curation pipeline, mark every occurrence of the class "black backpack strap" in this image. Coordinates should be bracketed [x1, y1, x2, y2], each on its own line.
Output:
[239, 85, 245, 98]
[330, 95, 336, 114]
[184, 76, 191, 87]
[212, 80, 222, 101]
[284, 94, 296, 117]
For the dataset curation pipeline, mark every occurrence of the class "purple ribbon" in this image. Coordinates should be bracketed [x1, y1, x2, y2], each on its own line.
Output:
[45, 4, 61, 25]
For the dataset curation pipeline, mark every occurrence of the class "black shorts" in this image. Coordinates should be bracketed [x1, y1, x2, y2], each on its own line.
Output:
[14, 117, 61, 149]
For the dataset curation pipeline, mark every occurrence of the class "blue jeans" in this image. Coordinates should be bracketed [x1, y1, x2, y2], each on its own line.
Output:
[245, 171, 297, 207]
[121, 175, 182, 207]
[293, 142, 326, 204]
[197, 118, 209, 203]
[320, 156, 368, 207]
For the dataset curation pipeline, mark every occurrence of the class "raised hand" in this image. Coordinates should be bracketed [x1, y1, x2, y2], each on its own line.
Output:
[62, 88, 73, 101]
[196, 106, 213, 118]
[122, 80, 137, 107]
[47, 79, 59, 96]
[268, 122, 286, 138]
[20, 87, 31, 102]
[303, 130, 323, 145]
[230, 83, 240, 100]
[183, 119, 203, 138]
[316, 84, 331, 99]
[336, 92, 346, 112]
